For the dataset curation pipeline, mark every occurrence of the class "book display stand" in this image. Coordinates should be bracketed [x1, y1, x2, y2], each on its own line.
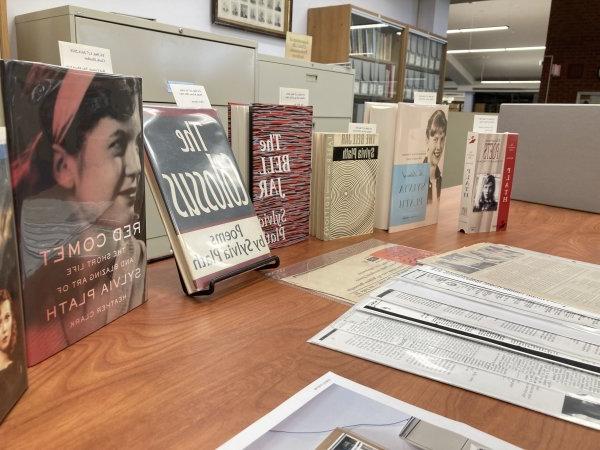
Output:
[175, 255, 280, 297]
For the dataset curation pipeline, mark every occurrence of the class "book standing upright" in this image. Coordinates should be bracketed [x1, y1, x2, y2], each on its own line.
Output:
[458, 132, 518, 233]
[388, 104, 449, 233]
[2, 61, 147, 366]
[144, 106, 278, 295]
[0, 127, 27, 422]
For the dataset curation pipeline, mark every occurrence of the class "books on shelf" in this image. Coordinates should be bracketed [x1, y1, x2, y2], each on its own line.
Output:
[458, 132, 519, 233]
[2, 61, 147, 366]
[144, 106, 273, 295]
[310, 132, 379, 240]
[350, 27, 393, 61]
[388, 104, 449, 232]
[0, 128, 27, 423]
[350, 58, 396, 99]
[406, 33, 443, 71]
[229, 103, 313, 248]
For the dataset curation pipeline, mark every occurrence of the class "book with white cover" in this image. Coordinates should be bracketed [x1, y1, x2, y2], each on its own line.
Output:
[363, 102, 398, 230]
[388, 103, 449, 233]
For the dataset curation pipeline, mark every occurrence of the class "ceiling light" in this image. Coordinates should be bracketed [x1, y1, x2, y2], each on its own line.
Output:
[506, 46, 547, 51]
[447, 26, 509, 34]
[350, 24, 388, 30]
[448, 46, 545, 54]
[480, 80, 540, 84]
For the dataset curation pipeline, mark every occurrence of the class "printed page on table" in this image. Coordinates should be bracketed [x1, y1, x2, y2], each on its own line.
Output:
[219, 372, 519, 450]
[419, 243, 600, 315]
[270, 239, 434, 304]
[310, 298, 600, 431]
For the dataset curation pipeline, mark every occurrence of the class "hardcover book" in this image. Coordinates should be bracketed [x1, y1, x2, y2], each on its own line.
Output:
[363, 102, 398, 230]
[388, 104, 449, 233]
[458, 132, 518, 233]
[2, 61, 147, 366]
[310, 132, 379, 240]
[143, 106, 273, 295]
[249, 104, 312, 248]
[0, 128, 27, 422]
[227, 103, 250, 189]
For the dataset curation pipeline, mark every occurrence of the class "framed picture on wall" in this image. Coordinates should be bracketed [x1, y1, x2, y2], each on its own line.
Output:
[212, 0, 293, 38]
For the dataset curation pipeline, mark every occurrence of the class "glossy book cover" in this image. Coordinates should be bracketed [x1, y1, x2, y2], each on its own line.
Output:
[250, 104, 312, 248]
[2, 61, 147, 366]
[388, 104, 448, 233]
[0, 128, 27, 422]
[143, 107, 272, 294]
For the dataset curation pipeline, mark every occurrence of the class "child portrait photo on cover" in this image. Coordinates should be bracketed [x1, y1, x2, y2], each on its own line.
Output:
[5, 62, 147, 365]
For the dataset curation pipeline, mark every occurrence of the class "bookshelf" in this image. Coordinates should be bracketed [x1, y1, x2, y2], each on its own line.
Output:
[307, 4, 447, 120]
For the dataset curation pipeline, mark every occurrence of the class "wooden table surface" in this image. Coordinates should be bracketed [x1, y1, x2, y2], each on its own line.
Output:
[3, 186, 600, 449]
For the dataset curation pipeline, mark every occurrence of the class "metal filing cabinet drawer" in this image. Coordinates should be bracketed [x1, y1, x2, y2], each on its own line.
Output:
[256, 55, 354, 132]
[75, 17, 255, 105]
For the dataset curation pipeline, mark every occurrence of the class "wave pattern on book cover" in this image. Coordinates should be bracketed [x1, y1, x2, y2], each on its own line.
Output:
[329, 160, 377, 239]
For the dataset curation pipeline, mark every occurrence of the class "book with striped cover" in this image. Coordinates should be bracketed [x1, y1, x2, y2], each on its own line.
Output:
[249, 104, 313, 248]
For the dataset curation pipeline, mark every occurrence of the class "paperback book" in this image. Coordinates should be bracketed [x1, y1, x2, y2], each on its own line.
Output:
[458, 132, 518, 233]
[144, 106, 273, 295]
[310, 132, 379, 240]
[245, 104, 313, 248]
[388, 104, 449, 233]
[0, 128, 27, 422]
[3, 61, 147, 366]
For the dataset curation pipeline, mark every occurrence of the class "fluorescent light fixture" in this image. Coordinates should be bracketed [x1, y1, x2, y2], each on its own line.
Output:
[480, 80, 540, 84]
[506, 46, 547, 51]
[349, 52, 374, 56]
[448, 46, 545, 54]
[447, 26, 509, 34]
[350, 23, 387, 30]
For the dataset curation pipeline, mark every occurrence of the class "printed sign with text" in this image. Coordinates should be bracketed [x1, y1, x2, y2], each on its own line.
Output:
[279, 87, 310, 106]
[170, 83, 212, 108]
[58, 41, 113, 73]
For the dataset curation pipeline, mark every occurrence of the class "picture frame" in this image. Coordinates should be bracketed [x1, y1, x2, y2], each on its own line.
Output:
[212, 0, 293, 39]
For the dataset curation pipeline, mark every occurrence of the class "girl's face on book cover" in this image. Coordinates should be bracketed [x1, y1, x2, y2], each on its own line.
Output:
[426, 127, 445, 167]
[0, 299, 13, 354]
[69, 112, 141, 223]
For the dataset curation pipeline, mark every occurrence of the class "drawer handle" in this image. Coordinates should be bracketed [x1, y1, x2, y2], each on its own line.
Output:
[306, 73, 318, 82]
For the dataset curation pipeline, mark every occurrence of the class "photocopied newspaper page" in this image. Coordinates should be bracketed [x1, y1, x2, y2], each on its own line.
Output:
[419, 243, 600, 314]
[310, 306, 600, 431]
[218, 372, 519, 450]
[269, 239, 434, 304]
[396, 266, 600, 331]
[362, 266, 600, 372]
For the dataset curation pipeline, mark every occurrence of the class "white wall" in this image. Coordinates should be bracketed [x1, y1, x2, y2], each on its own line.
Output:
[8, 0, 423, 58]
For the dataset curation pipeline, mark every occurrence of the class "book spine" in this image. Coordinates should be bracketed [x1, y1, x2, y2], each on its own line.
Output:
[227, 103, 232, 145]
[323, 134, 334, 240]
[458, 132, 479, 232]
[496, 133, 519, 231]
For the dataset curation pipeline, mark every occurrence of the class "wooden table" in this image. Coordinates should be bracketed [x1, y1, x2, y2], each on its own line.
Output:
[3, 186, 600, 449]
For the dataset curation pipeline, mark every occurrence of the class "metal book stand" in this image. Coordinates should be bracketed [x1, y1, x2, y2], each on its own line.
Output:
[175, 254, 280, 297]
